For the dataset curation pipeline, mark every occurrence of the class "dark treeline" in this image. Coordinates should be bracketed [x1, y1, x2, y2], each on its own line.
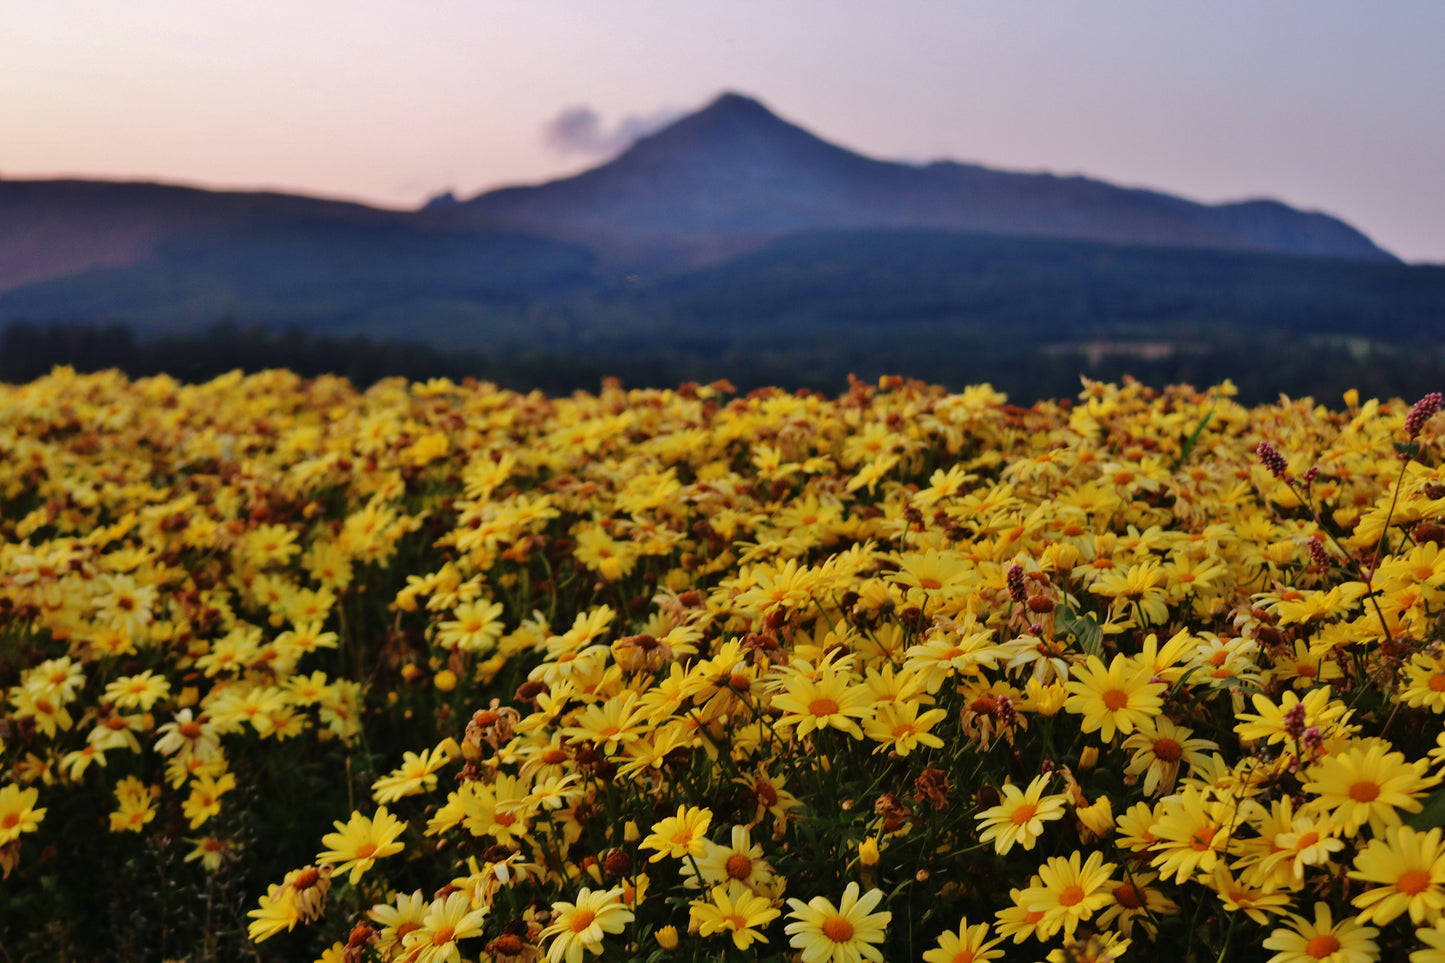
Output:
[2, 317, 1442, 406]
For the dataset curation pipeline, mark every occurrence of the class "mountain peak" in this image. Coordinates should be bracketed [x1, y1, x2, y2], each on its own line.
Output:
[698, 91, 773, 116]
[452, 93, 1395, 263]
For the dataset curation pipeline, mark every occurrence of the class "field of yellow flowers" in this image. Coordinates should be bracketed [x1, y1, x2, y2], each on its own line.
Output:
[3, 366, 1445, 963]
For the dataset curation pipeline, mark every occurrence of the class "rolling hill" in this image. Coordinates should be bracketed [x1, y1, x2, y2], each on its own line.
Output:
[2, 92, 1440, 402]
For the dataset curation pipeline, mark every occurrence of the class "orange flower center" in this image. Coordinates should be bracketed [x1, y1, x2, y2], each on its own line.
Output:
[917, 577, 942, 590]
[821, 917, 855, 943]
[1348, 781, 1379, 803]
[1102, 689, 1129, 711]
[950, 952, 977, 963]
[1305, 934, 1340, 958]
[1295, 831, 1319, 849]
[1113, 884, 1143, 909]
[809, 698, 840, 717]
[1429, 673, 1445, 692]
[1398, 868, 1433, 895]
[431, 926, 456, 946]
[1190, 827, 1217, 852]
[1152, 738, 1182, 762]
[1010, 803, 1038, 826]
[2, 813, 19, 829]
[179, 721, 203, 739]
[726, 854, 753, 879]
[941, 646, 965, 660]
[569, 909, 596, 933]
[494, 812, 516, 827]
[1058, 885, 1086, 907]
[354, 843, 377, 859]
[543, 748, 569, 764]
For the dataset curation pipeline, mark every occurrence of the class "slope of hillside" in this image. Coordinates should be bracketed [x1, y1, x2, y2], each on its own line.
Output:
[451, 92, 1396, 263]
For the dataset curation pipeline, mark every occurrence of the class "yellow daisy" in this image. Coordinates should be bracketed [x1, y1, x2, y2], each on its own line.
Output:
[690, 882, 780, 950]
[1348, 826, 1445, 925]
[1262, 902, 1379, 963]
[1063, 654, 1166, 743]
[640, 805, 713, 863]
[772, 664, 874, 740]
[539, 886, 634, 963]
[1023, 850, 1117, 941]
[784, 882, 892, 963]
[974, 775, 1068, 855]
[921, 917, 1005, 963]
[0, 784, 45, 845]
[400, 891, 489, 963]
[316, 805, 406, 884]
[1302, 743, 1438, 837]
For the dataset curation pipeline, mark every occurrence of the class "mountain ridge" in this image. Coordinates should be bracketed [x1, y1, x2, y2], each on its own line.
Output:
[445, 91, 1396, 264]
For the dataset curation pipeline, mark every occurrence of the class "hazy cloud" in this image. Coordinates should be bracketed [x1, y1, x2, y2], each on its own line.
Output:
[542, 104, 683, 158]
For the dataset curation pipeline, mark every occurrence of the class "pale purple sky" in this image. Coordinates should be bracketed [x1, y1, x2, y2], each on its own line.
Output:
[4, 1, 1443, 262]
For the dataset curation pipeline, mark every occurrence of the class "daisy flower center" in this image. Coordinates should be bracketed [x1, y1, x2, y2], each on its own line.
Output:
[1009, 803, 1038, 826]
[1305, 934, 1341, 958]
[1429, 673, 1445, 692]
[432, 926, 456, 945]
[1059, 885, 1086, 907]
[355, 843, 378, 859]
[821, 917, 855, 942]
[569, 909, 596, 933]
[1102, 689, 1129, 711]
[1348, 780, 1379, 802]
[950, 952, 977, 963]
[726, 854, 753, 879]
[1113, 884, 1143, 909]
[1397, 869, 1432, 895]
[809, 697, 840, 716]
[2, 813, 19, 829]
[1152, 738, 1182, 762]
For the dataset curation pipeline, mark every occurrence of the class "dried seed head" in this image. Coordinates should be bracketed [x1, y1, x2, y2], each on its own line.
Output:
[1007, 563, 1027, 604]
[1406, 392, 1443, 438]
[1256, 441, 1292, 482]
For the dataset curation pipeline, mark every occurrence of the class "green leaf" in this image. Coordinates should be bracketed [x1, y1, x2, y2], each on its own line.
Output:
[1405, 788, 1445, 830]
[1058, 610, 1104, 659]
[1175, 398, 1217, 467]
[1167, 664, 1204, 699]
[1394, 440, 1422, 459]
